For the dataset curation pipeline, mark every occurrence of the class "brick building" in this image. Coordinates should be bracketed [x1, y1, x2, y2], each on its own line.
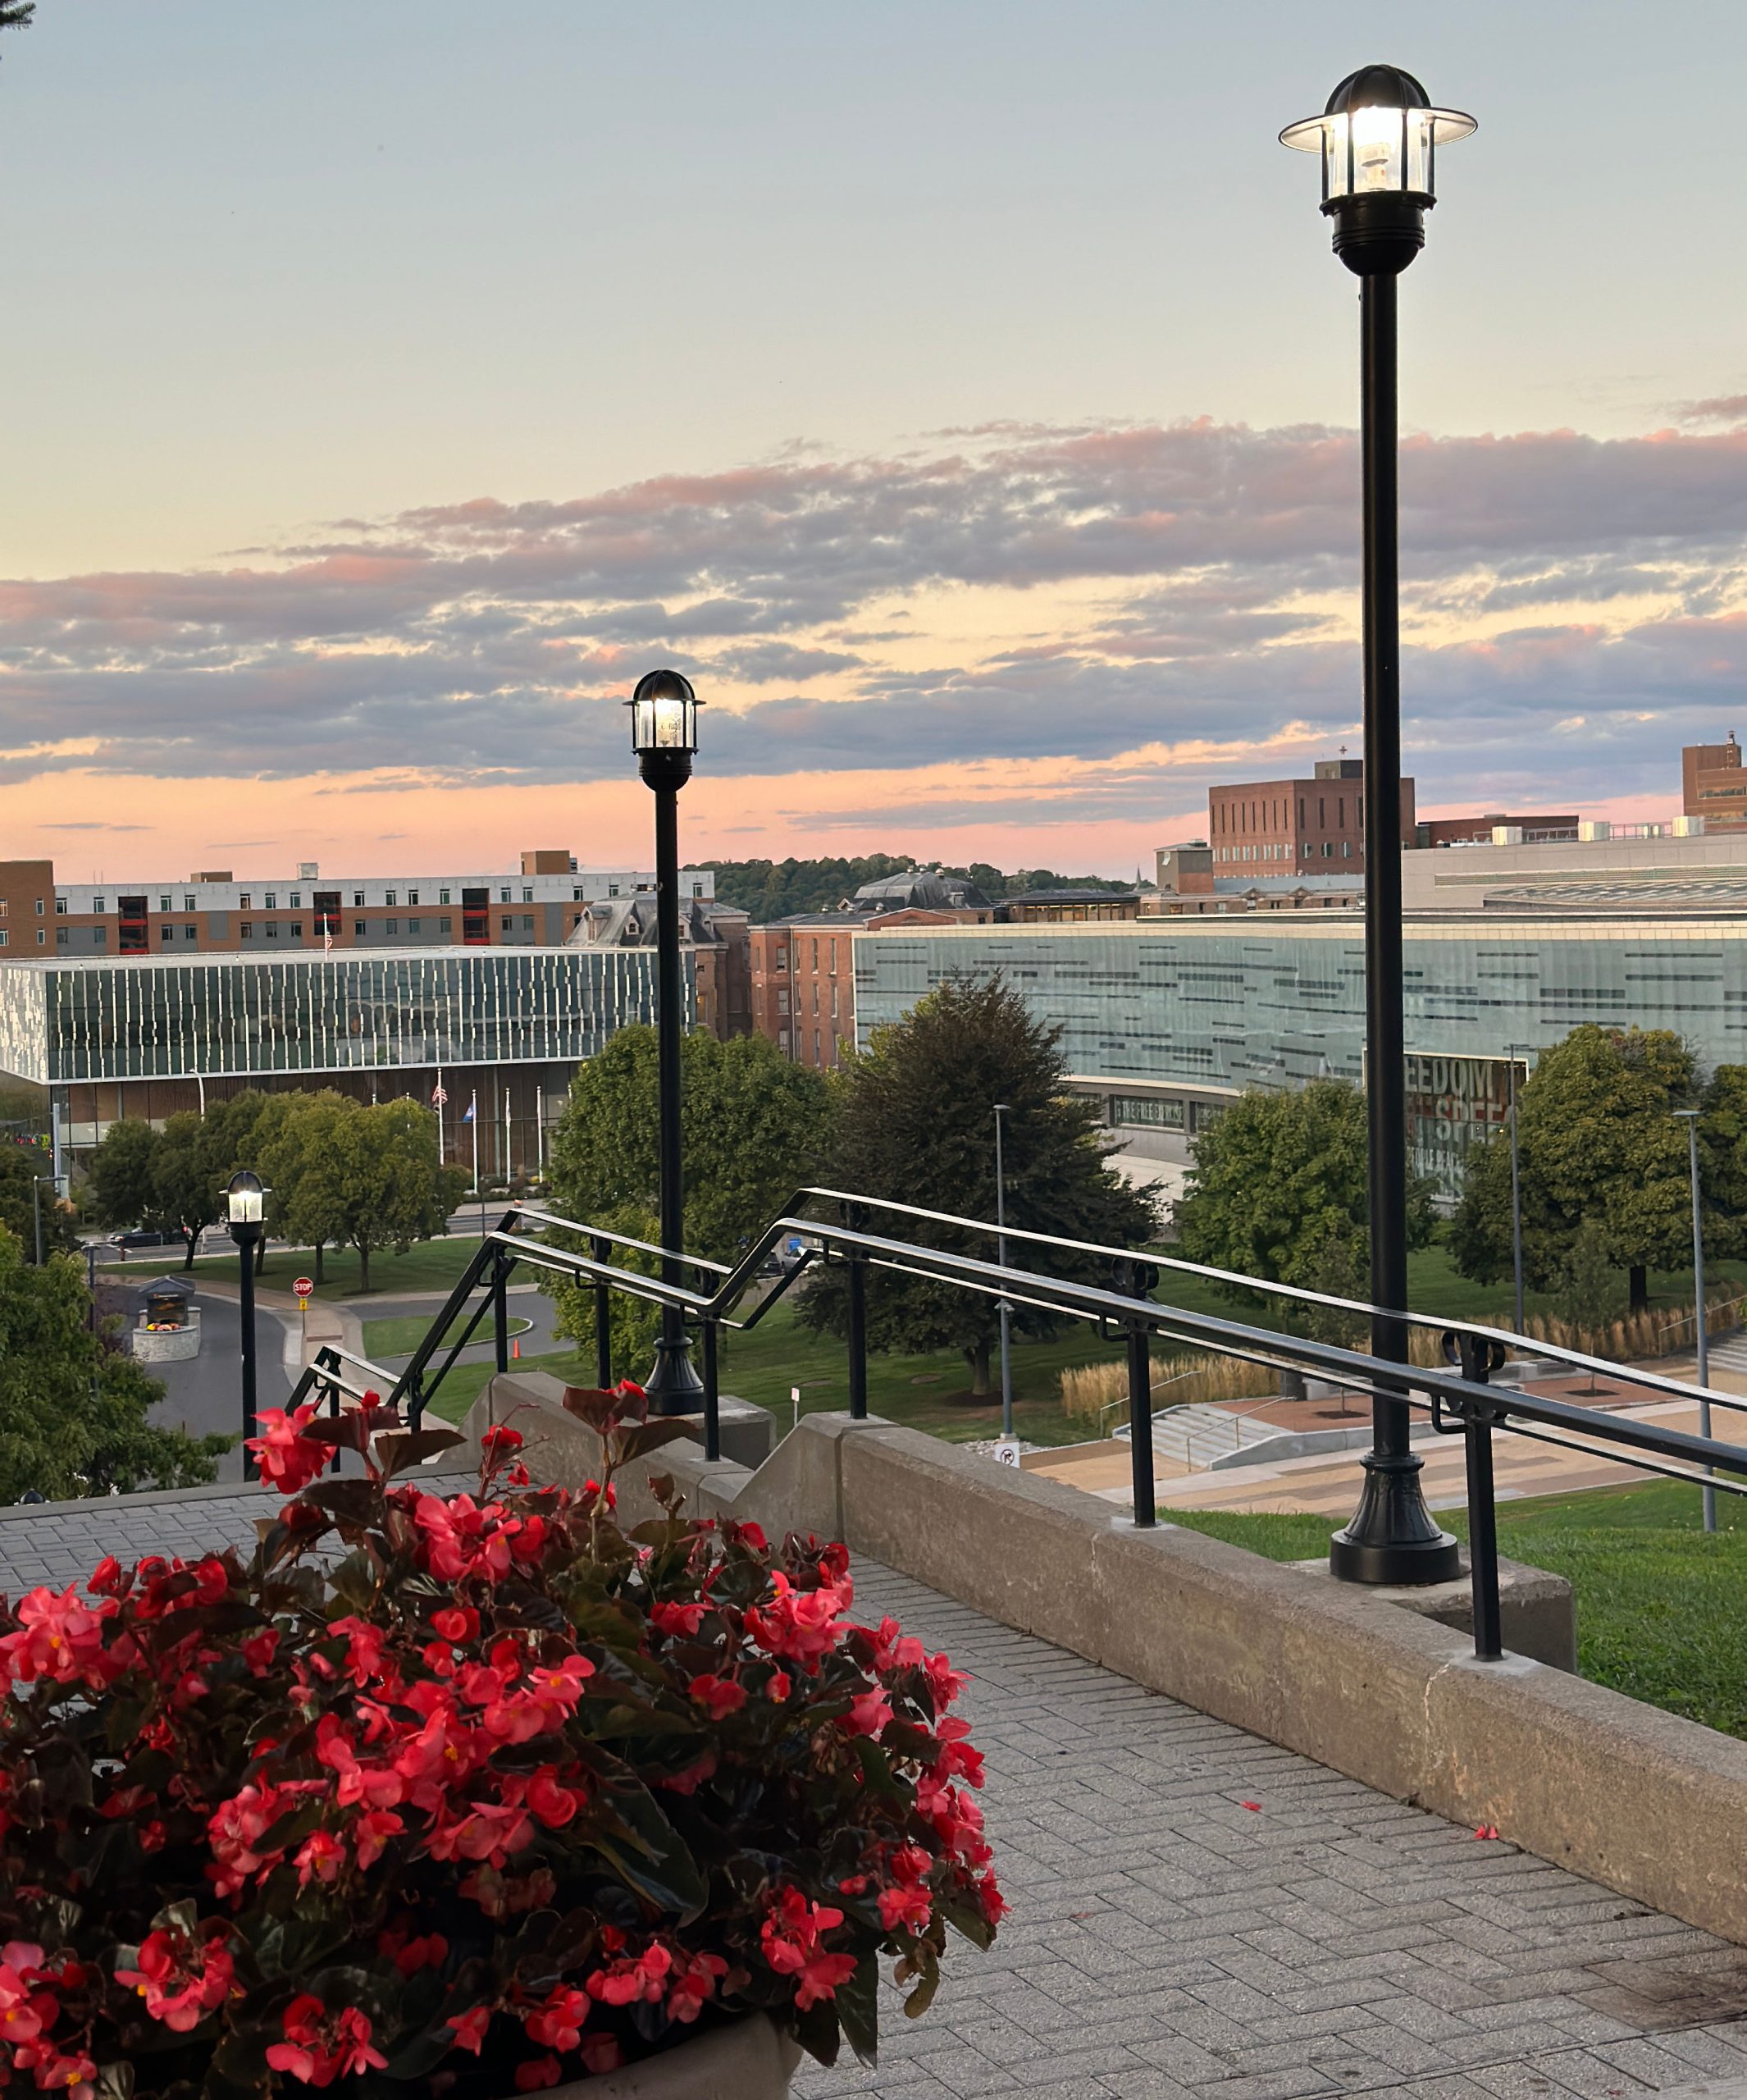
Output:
[1684, 734, 1747, 832]
[0, 851, 704, 959]
[1206, 758, 1415, 873]
[1414, 812, 1579, 847]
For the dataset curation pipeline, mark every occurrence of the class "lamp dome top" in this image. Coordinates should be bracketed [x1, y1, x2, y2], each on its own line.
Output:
[1323, 63, 1431, 116]
[632, 669, 696, 705]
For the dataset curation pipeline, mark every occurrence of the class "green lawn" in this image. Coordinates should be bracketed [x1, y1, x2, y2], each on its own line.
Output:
[1161, 1481, 1747, 1740]
[103, 1234, 493, 1301]
[362, 1312, 532, 1358]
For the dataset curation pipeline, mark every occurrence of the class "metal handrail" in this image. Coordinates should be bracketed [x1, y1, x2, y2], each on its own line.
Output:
[349, 1191, 1747, 1668]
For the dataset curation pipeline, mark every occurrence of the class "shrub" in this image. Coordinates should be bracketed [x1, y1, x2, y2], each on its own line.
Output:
[0, 1384, 1001, 2096]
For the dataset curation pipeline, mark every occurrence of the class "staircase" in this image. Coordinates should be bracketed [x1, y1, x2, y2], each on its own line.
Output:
[1708, 1330, 1747, 1376]
[1133, 1404, 1284, 1469]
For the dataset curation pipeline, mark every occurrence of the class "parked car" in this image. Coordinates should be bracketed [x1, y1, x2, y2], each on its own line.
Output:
[116, 1227, 185, 1252]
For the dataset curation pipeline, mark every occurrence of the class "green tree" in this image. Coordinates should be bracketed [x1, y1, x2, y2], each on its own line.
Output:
[0, 1144, 75, 1262]
[0, 6, 34, 34]
[1449, 1026, 1695, 1312]
[152, 1111, 230, 1268]
[1555, 1217, 1619, 1390]
[1175, 1079, 1436, 1305]
[291, 1100, 464, 1292]
[1699, 1064, 1747, 1262]
[260, 1091, 355, 1283]
[799, 975, 1156, 1395]
[87, 1116, 165, 1233]
[0, 1230, 226, 1500]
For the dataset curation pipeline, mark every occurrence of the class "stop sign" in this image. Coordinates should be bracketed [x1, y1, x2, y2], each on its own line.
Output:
[294, 1276, 314, 1299]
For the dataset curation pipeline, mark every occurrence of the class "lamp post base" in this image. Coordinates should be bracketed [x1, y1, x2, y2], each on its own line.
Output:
[1330, 1449, 1459, 1584]
[643, 1327, 705, 1415]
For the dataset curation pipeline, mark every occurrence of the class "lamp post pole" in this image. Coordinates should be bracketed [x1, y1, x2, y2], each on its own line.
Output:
[631, 669, 705, 1416]
[226, 1170, 265, 1481]
[994, 1103, 1014, 1440]
[1505, 1042, 1529, 1337]
[1283, 66, 1473, 1584]
[1675, 1110, 1715, 1534]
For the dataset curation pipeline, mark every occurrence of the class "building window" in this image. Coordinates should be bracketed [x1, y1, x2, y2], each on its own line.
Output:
[354, 892, 364, 907]
[692, 882, 704, 897]
[94, 897, 106, 914]
[266, 892, 277, 910]
[55, 898, 66, 914]
[185, 894, 195, 911]
[500, 887, 511, 903]
[778, 988, 790, 1015]
[385, 919, 399, 935]
[829, 938, 837, 970]
[811, 939, 819, 970]
[1342, 840, 1352, 858]
[92, 927, 107, 944]
[778, 1029, 790, 1053]
[1323, 842, 1333, 858]
[440, 888, 451, 906]
[408, 917, 421, 934]
[0, 931, 7, 947]
[385, 891, 396, 908]
[55, 929, 66, 947]
[608, 884, 619, 899]
[813, 1029, 821, 1063]
[239, 893, 251, 909]
[183, 925, 196, 941]
[522, 887, 533, 903]
[408, 890, 418, 906]
[290, 892, 302, 908]
[291, 922, 303, 938]
[440, 917, 452, 934]
[266, 923, 280, 938]
[776, 947, 787, 969]
[354, 921, 366, 936]
[571, 885, 582, 902]
[159, 925, 173, 943]
[34, 930, 43, 946]
[242, 922, 254, 938]
[522, 915, 534, 932]
[158, 894, 171, 912]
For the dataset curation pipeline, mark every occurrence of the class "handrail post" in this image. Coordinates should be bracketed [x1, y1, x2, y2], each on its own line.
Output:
[846, 1205, 869, 1422]
[492, 1250, 509, 1376]
[327, 1372, 341, 1477]
[1126, 1260, 1156, 1529]
[406, 1367, 424, 1432]
[591, 1235, 612, 1391]
[701, 1317, 720, 1463]
[1450, 1336, 1503, 1662]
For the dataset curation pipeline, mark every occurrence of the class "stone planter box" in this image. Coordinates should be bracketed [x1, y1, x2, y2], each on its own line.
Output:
[133, 1309, 202, 1363]
[551, 2016, 800, 2099]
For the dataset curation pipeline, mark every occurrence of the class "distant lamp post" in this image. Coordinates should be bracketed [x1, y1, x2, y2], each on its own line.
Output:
[226, 1170, 266, 1480]
[1674, 1109, 1716, 1535]
[1504, 1043, 1530, 1338]
[1282, 66, 1474, 1585]
[628, 669, 705, 1415]
[993, 1104, 1014, 1440]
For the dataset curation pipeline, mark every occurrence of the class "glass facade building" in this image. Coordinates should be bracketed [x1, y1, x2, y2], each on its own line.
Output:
[853, 915, 1747, 1193]
[0, 947, 677, 1088]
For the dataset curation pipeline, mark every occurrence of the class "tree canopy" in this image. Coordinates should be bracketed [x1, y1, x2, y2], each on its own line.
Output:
[275, 1099, 465, 1292]
[799, 975, 1156, 1394]
[1448, 1026, 1699, 1311]
[1174, 1078, 1437, 1309]
[705, 855, 1133, 921]
[542, 1029, 835, 1365]
[0, 1229, 226, 1500]
[0, 1143, 75, 1262]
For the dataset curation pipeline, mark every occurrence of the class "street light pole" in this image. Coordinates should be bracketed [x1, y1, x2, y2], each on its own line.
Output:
[994, 1103, 1014, 1440]
[1505, 1042, 1529, 1337]
[1283, 66, 1474, 1584]
[1675, 1109, 1715, 1534]
[226, 1170, 265, 1481]
[629, 669, 705, 1416]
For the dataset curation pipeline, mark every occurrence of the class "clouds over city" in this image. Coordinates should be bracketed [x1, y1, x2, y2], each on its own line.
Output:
[4, 416, 1747, 856]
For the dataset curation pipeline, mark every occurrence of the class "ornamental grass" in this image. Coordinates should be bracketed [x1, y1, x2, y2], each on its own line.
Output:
[0, 1382, 1001, 2098]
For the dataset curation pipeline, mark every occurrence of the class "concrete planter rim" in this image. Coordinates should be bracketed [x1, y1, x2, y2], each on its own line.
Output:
[542, 2013, 801, 2099]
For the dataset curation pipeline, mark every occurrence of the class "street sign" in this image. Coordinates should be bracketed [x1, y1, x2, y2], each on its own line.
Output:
[993, 1436, 1023, 1468]
[293, 1276, 314, 1299]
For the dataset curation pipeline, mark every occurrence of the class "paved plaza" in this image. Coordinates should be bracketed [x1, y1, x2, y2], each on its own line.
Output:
[3, 1490, 1746, 2100]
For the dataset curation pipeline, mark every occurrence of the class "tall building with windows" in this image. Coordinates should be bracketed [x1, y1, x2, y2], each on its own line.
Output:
[1206, 758, 1416, 873]
[1683, 734, 1747, 832]
[0, 851, 714, 959]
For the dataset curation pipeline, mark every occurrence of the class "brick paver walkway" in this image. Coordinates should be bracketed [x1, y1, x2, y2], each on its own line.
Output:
[5, 1489, 1747, 2100]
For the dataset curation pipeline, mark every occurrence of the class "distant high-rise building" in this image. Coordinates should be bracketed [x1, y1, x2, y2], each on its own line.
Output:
[1684, 733, 1747, 831]
[1206, 758, 1416, 873]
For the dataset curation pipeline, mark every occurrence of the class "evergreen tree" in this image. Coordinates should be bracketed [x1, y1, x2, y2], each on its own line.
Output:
[799, 975, 1156, 1395]
[1449, 1026, 1695, 1312]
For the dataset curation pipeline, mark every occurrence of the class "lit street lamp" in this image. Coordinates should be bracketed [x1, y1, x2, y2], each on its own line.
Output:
[1282, 66, 1474, 1584]
[629, 669, 705, 1415]
[993, 1104, 1014, 1440]
[226, 1169, 266, 1480]
[1674, 1109, 1715, 1535]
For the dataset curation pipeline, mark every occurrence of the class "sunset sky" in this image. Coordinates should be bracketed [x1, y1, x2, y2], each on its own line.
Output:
[5, 1, 1747, 882]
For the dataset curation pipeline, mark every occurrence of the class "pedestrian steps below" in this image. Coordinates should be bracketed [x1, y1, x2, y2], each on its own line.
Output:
[1708, 1329, 1747, 1375]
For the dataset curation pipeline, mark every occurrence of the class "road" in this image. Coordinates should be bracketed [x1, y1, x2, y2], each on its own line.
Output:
[358, 1285, 562, 1373]
[138, 1291, 297, 1484]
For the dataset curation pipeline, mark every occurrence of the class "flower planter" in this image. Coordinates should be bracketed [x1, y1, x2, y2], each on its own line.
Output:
[547, 2016, 800, 2100]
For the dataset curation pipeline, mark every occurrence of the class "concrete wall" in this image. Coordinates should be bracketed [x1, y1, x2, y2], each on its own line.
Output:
[467, 1376, 1747, 1948]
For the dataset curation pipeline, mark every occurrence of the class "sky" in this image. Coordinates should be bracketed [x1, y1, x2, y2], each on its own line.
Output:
[4, 0, 1747, 882]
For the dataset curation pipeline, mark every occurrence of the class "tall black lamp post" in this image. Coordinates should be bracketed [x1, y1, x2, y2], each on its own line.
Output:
[227, 1169, 265, 1479]
[1282, 67, 1474, 1583]
[628, 669, 706, 1416]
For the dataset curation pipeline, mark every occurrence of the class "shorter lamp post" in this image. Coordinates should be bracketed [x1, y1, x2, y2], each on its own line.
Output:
[1503, 1043, 1530, 1337]
[993, 1104, 1015, 1440]
[628, 669, 706, 1415]
[1674, 1110, 1715, 1534]
[227, 1171, 265, 1479]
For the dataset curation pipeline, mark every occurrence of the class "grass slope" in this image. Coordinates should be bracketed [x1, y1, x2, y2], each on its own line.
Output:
[1161, 1481, 1747, 1740]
